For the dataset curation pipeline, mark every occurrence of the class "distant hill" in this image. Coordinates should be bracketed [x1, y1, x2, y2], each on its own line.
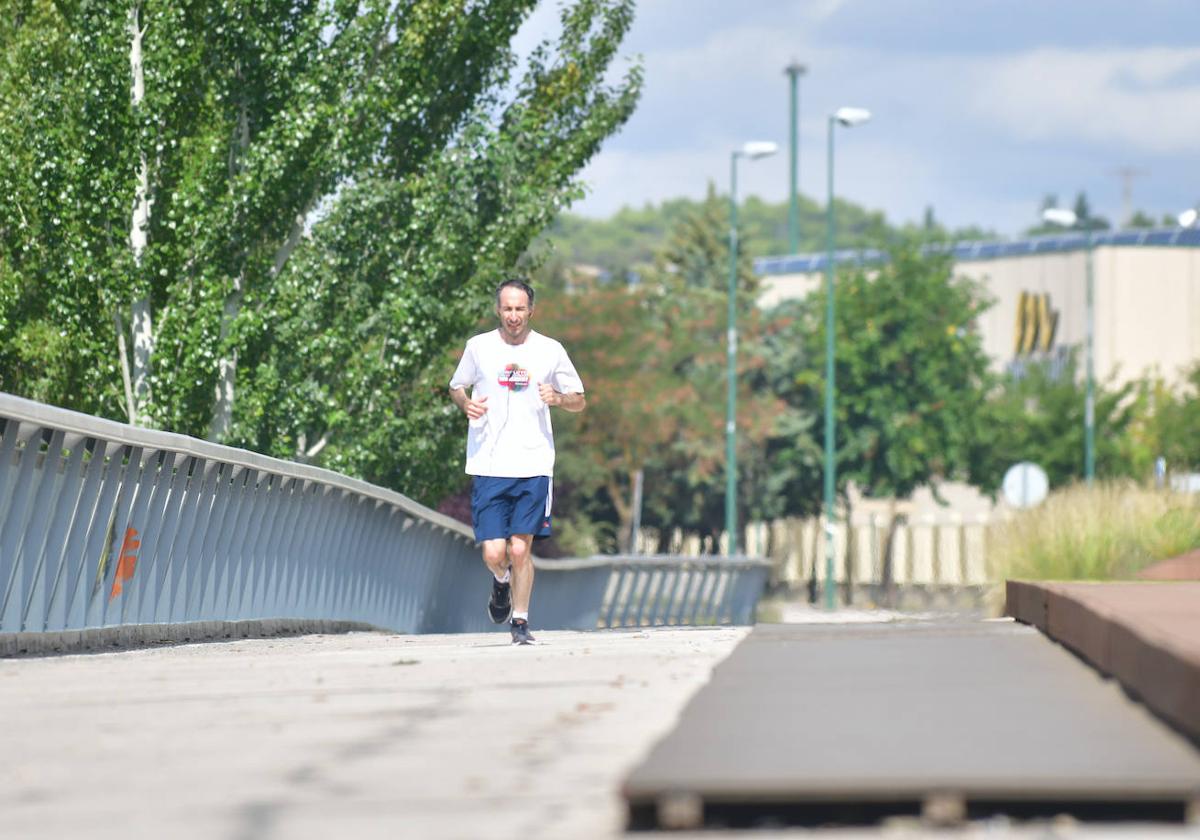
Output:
[534, 189, 995, 279]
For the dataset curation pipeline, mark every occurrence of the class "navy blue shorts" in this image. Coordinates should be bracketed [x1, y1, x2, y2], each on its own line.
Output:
[471, 476, 553, 543]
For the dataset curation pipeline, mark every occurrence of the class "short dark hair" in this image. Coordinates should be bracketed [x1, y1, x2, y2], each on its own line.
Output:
[495, 277, 535, 307]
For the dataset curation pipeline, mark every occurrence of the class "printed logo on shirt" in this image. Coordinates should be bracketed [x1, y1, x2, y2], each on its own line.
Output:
[498, 363, 530, 391]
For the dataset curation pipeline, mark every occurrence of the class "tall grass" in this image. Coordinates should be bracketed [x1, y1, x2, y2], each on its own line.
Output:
[988, 481, 1200, 581]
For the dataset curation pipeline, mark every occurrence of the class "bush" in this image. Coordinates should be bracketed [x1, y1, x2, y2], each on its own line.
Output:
[988, 481, 1200, 581]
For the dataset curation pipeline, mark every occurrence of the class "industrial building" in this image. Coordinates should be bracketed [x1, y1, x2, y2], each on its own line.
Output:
[754, 227, 1200, 388]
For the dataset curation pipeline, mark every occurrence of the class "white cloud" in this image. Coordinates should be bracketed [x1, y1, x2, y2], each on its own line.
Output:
[518, 2, 1200, 237]
[809, 0, 854, 22]
[570, 148, 732, 215]
[970, 47, 1200, 155]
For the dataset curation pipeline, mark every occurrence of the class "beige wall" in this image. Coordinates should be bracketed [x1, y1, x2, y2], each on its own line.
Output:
[760, 246, 1200, 388]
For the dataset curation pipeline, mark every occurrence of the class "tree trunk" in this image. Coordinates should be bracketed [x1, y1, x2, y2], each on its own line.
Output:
[128, 2, 152, 424]
[209, 199, 311, 441]
[208, 85, 254, 441]
[604, 472, 634, 556]
[628, 467, 643, 554]
[113, 310, 136, 425]
[808, 515, 820, 604]
[208, 275, 242, 441]
[842, 493, 854, 607]
[880, 498, 904, 609]
[655, 528, 672, 555]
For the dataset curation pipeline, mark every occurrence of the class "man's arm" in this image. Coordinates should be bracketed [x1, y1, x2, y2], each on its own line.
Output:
[450, 386, 489, 419]
[537, 384, 585, 413]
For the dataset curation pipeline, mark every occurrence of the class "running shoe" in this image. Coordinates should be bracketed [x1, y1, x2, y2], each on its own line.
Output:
[510, 618, 536, 645]
[488, 578, 512, 624]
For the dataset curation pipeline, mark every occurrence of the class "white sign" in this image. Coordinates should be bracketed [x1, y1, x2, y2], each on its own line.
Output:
[1002, 462, 1049, 509]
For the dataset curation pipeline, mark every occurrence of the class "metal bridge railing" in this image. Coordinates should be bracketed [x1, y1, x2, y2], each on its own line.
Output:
[0, 393, 768, 642]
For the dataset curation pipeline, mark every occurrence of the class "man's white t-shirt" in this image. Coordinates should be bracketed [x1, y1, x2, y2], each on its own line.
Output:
[449, 329, 585, 478]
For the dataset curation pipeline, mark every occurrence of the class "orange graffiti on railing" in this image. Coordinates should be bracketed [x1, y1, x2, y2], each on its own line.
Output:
[109, 527, 141, 601]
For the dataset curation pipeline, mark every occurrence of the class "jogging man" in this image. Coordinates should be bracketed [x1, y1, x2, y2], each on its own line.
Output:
[449, 278, 586, 645]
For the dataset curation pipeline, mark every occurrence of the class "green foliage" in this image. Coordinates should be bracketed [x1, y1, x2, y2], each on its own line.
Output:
[535, 189, 801, 553]
[1024, 190, 1110, 236]
[536, 190, 995, 283]
[968, 352, 1140, 491]
[1126, 210, 1157, 229]
[752, 299, 823, 520]
[989, 482, 1200, 581]
[0, 0, 641, 505]
[798, 247, 994, 501]
[1126, 362, 1200, 475]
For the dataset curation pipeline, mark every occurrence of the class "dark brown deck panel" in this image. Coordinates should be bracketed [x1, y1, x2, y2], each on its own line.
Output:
[624, 620, 1200, 829]
[1138, 550, 1200, 581]
[1006, 580, 1200, 742]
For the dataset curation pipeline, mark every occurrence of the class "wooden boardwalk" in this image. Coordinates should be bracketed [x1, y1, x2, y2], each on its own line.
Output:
[625, 619, 1200, 830]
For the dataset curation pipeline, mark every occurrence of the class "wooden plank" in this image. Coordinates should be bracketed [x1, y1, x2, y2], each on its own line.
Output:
[624, 620, 1200, 829]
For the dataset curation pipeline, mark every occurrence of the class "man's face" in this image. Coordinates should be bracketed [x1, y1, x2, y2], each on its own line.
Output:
[496, 286, 533, 340]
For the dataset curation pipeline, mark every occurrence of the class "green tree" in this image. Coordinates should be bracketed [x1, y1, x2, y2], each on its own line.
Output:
[753, 298, 823, 522]
[1026, 190, 1110, 236]
[1072, 190, 1111, 231]
[968, 351, 1141, 491]
[803, 248, 993, 498]
[0, 0, 640, 504]
[534, 189, 790, 554]
[1127, 210, 1157, 229]
[534, 190, 995, 286]
[1127, 363, 1200, 476]
[797, 247, 994, 585]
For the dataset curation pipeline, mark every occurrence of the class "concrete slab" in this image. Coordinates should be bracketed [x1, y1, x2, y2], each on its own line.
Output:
[0, 625, 747, 840]
[624, 620, 1200, 830]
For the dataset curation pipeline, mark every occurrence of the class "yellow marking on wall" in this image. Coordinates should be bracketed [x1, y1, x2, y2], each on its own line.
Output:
[1013, 291, 1059, 356]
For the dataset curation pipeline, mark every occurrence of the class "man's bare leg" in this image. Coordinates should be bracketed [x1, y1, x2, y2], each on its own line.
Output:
[508, 534, 535, 616]
[481, 539, 509, 578]
[483, 538, 513, 624]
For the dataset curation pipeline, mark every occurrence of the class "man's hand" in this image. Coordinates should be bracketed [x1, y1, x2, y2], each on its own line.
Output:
[538, 384, 586, 413]
[464, 394, 489, 419]
[537, 383, 560, 407]
[451, 387, 488, 419]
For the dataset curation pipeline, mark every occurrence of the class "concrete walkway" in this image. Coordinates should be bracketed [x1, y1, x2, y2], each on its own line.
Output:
[1, 625, 747, 840]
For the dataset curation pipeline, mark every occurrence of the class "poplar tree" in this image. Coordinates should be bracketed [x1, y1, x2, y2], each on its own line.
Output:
[0, 0, 640, 500]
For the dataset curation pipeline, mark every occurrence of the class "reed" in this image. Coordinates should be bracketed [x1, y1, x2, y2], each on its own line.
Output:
[988, 481, 1200, 581]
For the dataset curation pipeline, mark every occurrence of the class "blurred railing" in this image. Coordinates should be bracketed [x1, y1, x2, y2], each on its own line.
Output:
[638, 516, 993, 589]
[0, 393, 768, 642]
[760, 515, 992, 589]
[598, 555, 768, 627]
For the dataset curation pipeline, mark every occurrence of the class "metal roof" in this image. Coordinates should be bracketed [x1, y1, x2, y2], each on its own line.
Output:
[754, 226, 1200, 276]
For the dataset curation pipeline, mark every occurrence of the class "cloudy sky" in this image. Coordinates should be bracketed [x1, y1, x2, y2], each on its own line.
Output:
[516, 0, 1200, 243]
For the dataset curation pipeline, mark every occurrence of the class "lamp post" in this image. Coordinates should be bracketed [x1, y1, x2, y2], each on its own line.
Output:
[1042, 207, 1094, 484]
[727, 140, 778, 556]
[823, 107, 870, 610]
[784, 61, 807, 254]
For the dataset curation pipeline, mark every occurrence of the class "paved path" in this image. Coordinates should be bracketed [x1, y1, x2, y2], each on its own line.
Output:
[1, 626, 746, 840]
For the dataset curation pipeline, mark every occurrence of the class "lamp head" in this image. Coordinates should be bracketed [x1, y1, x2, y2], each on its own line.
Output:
[1041, 207, 1078, 228]
[784, 60, 807, 77]
[1179, 208, 1199, 229]
[833, 107, 871, 127]
[740, 141, 779, 160]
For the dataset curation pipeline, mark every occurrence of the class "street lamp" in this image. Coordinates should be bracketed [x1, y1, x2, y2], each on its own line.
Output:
[1042, 206, 1095, 484]
[727, 140, 779, 556]
[823, 107, 870, 610]
[784, 61, 807, 254]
